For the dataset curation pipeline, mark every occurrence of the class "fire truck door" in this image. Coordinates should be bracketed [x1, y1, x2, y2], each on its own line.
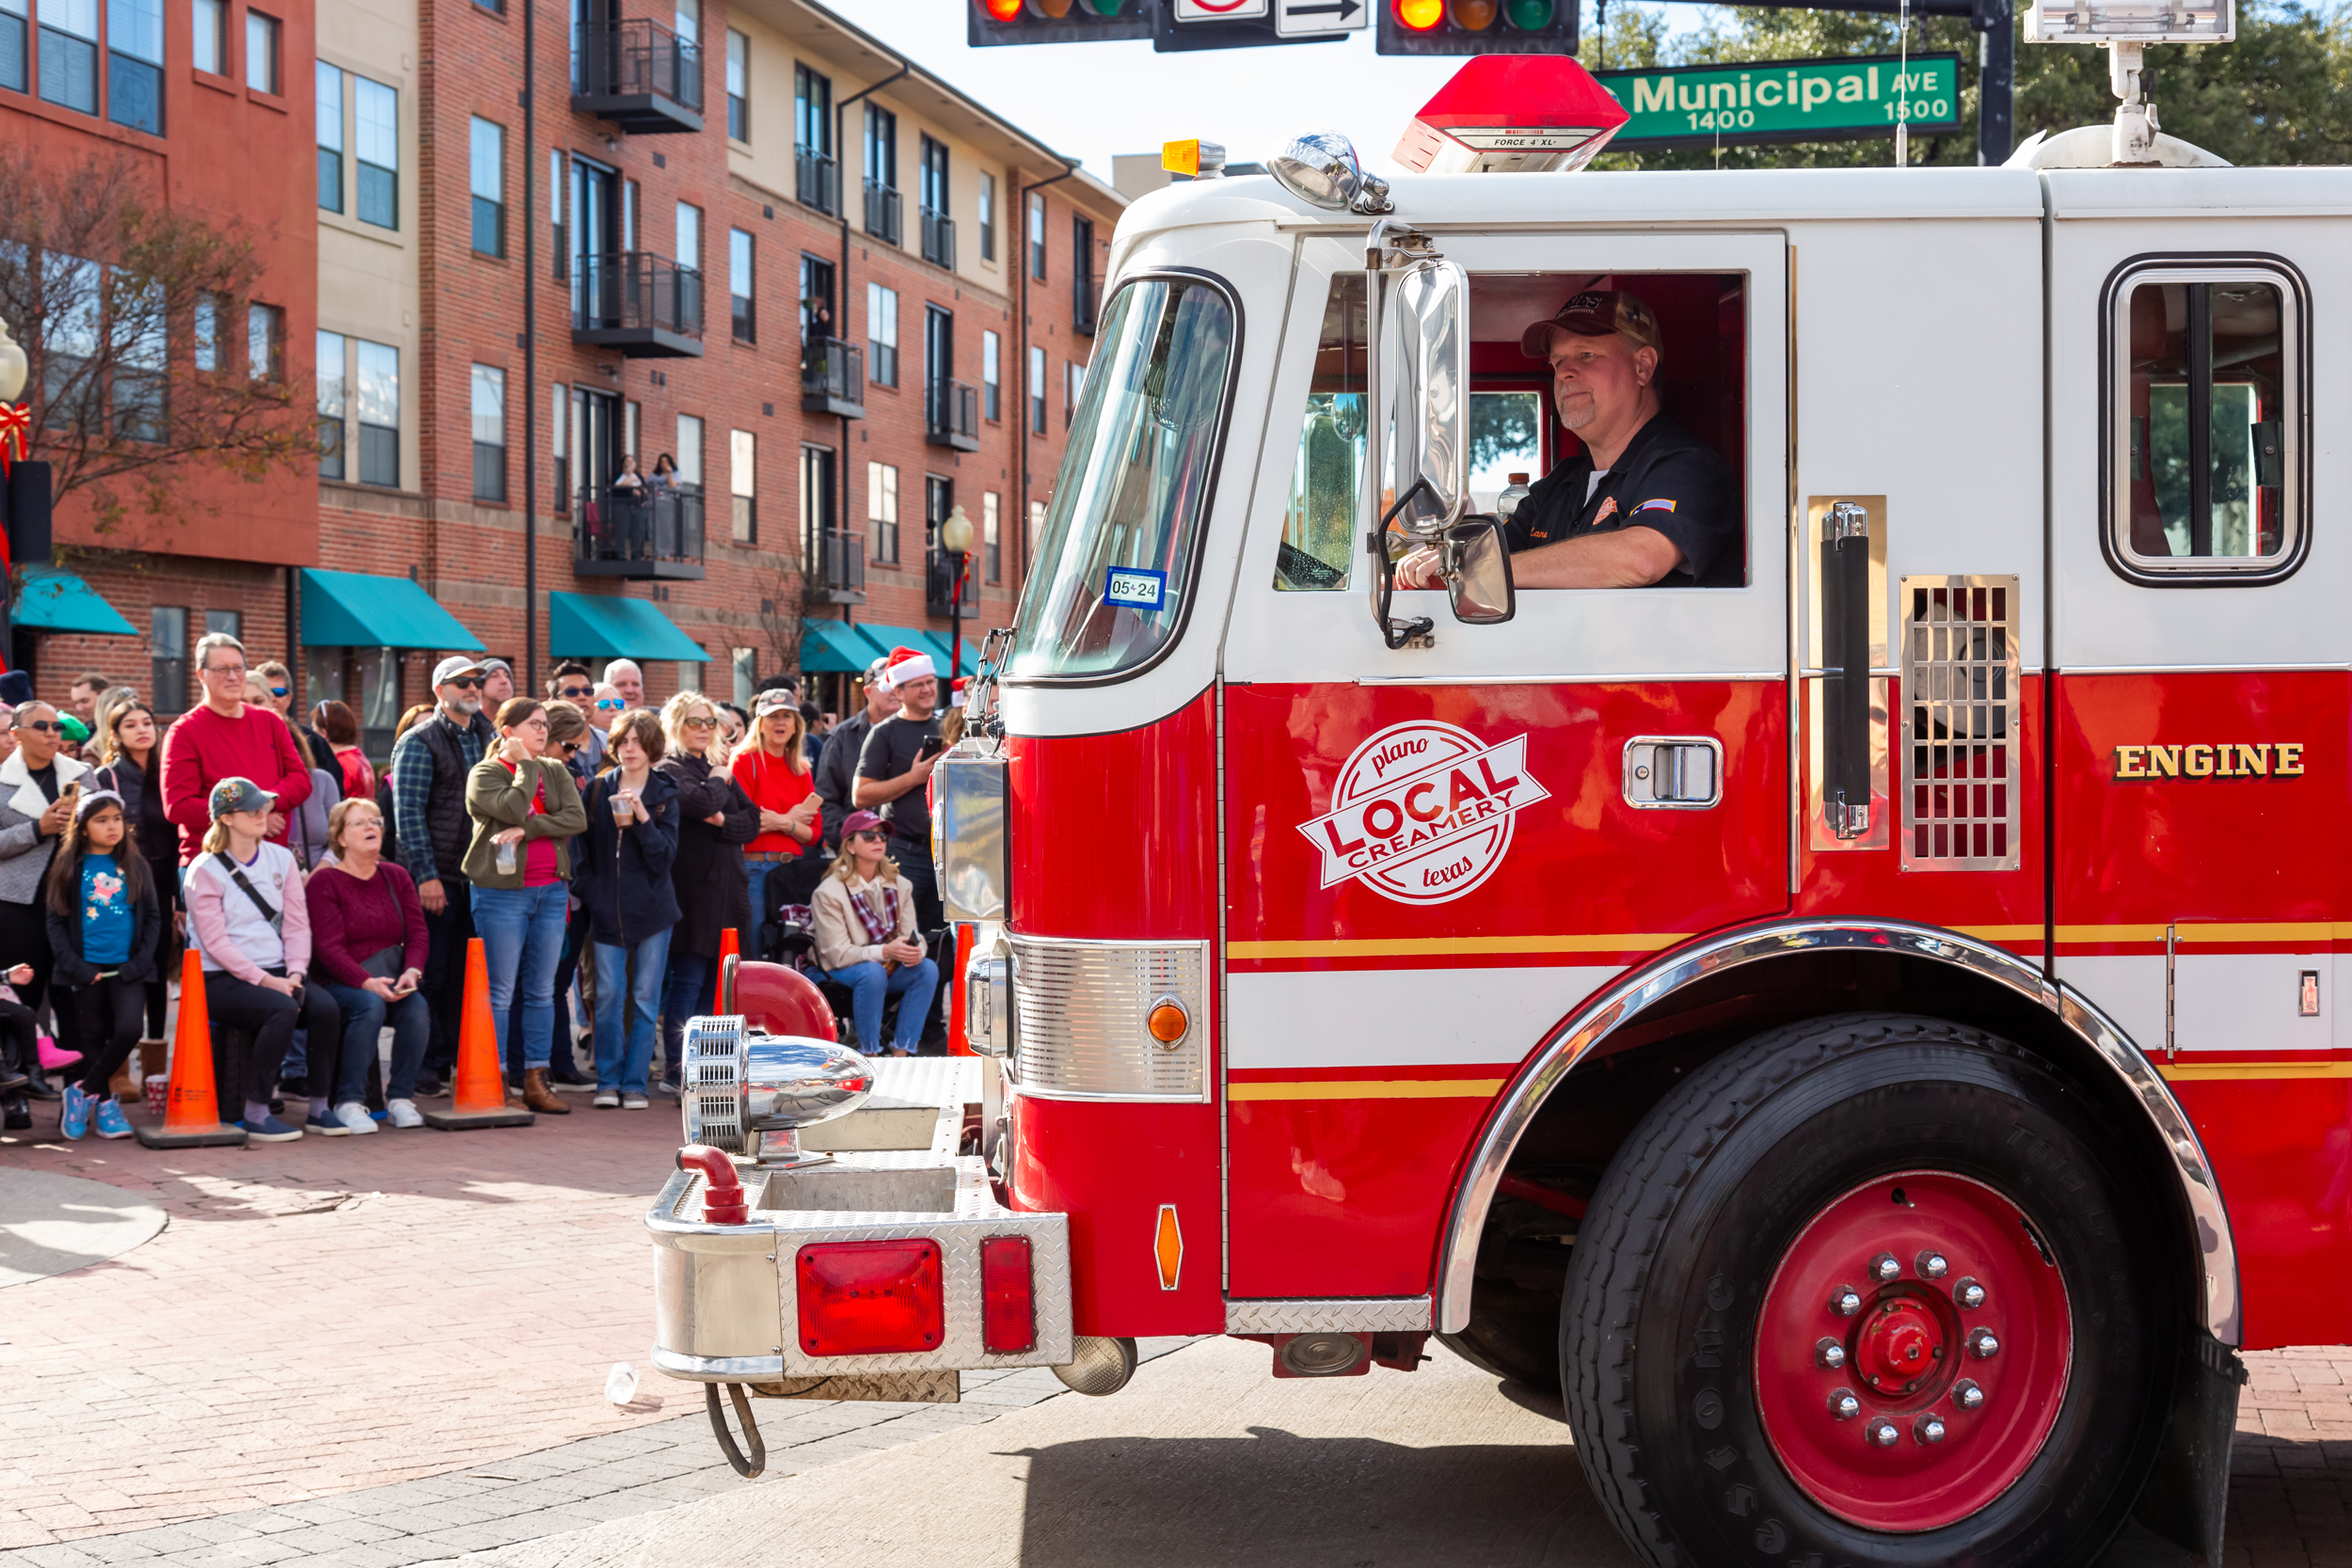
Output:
[1216, 231, 1791, 1302]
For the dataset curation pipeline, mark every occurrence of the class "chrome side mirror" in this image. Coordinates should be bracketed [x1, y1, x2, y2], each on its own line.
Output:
[1391, 261, 1470, 539]
[1445, 516, 1516, 625]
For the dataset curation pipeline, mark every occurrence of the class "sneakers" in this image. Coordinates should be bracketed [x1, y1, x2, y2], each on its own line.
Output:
[92, 1098, 133, 1139]
[242, 1114, 302, 1142]
[333, 1101, 380, 1135]
[60, 1084, 91, 1140]
[622, 1093, 649, 1110]
[593, 1091, 620, 1108]
[387, 1099, 424, 1129]
[306, 1108, 354, 1136]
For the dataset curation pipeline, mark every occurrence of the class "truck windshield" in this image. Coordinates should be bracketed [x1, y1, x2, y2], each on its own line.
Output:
[1006, 276, 1235, 681]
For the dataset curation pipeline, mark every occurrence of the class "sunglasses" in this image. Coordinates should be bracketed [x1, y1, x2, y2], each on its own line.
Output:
[444, 676, 484, 690]
[682, 716, 718, 730]
[596, 698, 624, 710]
[556, 740, 580, 755]
[269, 687, 290, 698]
[558, 686, 594, 699]
[16, 721, 58, 734]
[849, 829, 886, 844]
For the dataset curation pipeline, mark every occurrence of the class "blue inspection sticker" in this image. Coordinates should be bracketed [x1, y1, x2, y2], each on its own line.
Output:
[1103, 566, 1168, 610]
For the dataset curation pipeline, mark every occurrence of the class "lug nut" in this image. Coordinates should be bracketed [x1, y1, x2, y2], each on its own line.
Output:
[1954, 1378, 1985, 1411]
[1830, 1287, 1863, 1317]
[1955, 1277, 1986, 1309]
[1816, 1337, 1848, 1370]
[1967, 1327, 2001, 1359]
[1915, 1413, 1947, 1445]
[1868, 1253, 1901, 1284]
[1829, 1387, 1861, 1420]
[1915, 1250, 1949, 1279]
[1867, 1418, 1900, 1447]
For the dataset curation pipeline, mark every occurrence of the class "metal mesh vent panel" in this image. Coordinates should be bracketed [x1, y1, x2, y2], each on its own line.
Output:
[1900, 576, 2021, 872]
[1009, 937, 1208, 1101]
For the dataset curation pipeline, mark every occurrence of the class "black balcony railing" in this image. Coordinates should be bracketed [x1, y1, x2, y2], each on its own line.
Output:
[795, 148, 838, 214]
[573, 252, 704, 357]
[572, 17, 703, 133]
[576, 483, 707, 579]
[811, 528, 866, 604]
[926, 378, 978, 451]
[863, 180, 901, 246]
[920, 207, 955, 270]
[802, 335, 865, 418]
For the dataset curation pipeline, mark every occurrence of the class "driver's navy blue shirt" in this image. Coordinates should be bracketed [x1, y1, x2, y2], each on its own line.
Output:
[1502, 413, 1741, 587]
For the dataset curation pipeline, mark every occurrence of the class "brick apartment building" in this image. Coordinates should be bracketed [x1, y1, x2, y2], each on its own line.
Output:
[5, 0, 1122, 745]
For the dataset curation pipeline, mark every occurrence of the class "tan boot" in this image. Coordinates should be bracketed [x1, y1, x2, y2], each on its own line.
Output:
[523, 1067, 569, 1115]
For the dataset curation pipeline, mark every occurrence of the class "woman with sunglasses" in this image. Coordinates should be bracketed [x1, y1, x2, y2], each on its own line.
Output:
[810, 810, 936, 1057]
[656, 693, 758, 1085]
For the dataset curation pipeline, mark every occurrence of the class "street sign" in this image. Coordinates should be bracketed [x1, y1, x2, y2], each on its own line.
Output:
[1174, 0, 1267, 18]
[1595, 52, 1963, 151]
[1276, 0, 1366, 36]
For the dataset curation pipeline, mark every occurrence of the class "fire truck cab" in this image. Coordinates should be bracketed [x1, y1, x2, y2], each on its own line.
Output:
[653, 25, 2347, 1568]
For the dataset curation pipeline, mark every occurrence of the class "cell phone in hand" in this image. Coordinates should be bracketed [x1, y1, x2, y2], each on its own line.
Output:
[917, 736, 946, 761]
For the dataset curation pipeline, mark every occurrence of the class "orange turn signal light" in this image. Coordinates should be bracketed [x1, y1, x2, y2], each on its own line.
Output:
[1154, 1204, 1183, 1291]
[1147, 998, 1189, 1045]
[1162, 138, 1202, 177]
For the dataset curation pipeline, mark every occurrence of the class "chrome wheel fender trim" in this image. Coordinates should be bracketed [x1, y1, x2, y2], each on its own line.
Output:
[1434, 919, 2240, 1346]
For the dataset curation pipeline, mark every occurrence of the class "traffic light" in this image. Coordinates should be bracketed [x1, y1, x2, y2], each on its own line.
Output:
[1377, 0, 1577, 55]
[969, 0, 1151, 46]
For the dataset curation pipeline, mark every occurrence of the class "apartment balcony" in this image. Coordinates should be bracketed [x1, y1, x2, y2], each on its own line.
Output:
[925, 378, 978, 451]
[863, 180, 901, 246]
[572, 18, 703, 135]
[573, 252, 704, 358]
[795, 149, 838, 215]
[920, 207, 955, 270]
[810, 528, 866, 606]
[802, 336, 865, 419]
[575, 483, 707, 580]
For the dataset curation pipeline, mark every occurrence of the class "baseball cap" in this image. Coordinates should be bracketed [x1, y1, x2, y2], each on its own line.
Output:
[841, 809, 889, 839]
[433, 655, 486, 686]
[208, 776, 278, 819]
[480, 657, 514, 677]
[864, 655, 893, 688]
[753, 688, 798, 715]
[1519, 290, 1663, 360]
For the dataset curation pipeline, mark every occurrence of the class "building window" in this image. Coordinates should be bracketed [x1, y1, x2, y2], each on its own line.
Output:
[801, 443, 835, 571]
[982, 329, 1000, 422]
[244, 8, 277, 93]
[672, 0, 696, 46]
[107, 0, 164, 134]
[730, 428, 755, 543]
[194, 293, 222, 372]
[112, 271, 166, 442]
[1027, 190, 1045, 280]
[205, 608, 241, 640]
[924, 474, 951, 578]
[1065, 359, 1084, 428]
[1072, 214, 1096, 330]
[866, 282, 897, 388]
[867, 461, 898, 565]
[356, 338, 398, 487]
[725, 28, 747, 141]
[151, 606, 188, 716]
[470, 117, 505, 258]
[982, 490, 1001, 583]
[675, 200, 701, 275]
[39, 0, 99, 113]
[675, 413, 703, 488]
[315, 331, 344, 480]
[918, 135, 951, 268]
[730, 647, 755, 708]
[729, 228, 754, 344]
[189, 0, 222, 73]
[356, 76, 397, 229]
[977, 172, 994, 264]
[1027, 343, 1045, 435]
[315, 63, 343, 212]
[246, 302, 283, 382]
[0, 0, 20, 92]
[863, 104, 898, 244]
[793, 62, 834, 213]
[550, 380, 567, 513]
[471, 364, 506, 503]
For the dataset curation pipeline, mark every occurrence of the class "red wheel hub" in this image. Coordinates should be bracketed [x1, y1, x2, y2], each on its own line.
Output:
[1753, 1171, 2072, 1532]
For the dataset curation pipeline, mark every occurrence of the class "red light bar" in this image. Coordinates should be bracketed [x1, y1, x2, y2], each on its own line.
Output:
[980, 1235, 1037, 1354]
[1392, 54, 1631, 175]
[796, 1240, 945, 1357]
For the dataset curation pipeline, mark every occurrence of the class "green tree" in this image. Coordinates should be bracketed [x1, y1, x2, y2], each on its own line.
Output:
[1589, 1, 2352, 169]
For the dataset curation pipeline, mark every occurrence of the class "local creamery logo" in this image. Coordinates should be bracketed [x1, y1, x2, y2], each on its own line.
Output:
[1297, 721, 1552, 905]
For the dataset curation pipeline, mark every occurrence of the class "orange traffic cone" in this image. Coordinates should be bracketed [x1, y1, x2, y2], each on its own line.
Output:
[714, 927, 739, 1013]
[422, 938, 535, 1130]
[135, 950, 247, 1147]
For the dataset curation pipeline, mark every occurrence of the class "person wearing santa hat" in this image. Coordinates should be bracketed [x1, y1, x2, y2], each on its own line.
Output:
[852, 645, 946, 934]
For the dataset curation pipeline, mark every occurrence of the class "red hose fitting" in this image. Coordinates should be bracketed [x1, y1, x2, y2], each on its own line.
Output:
[678, 1144, 750, 1225]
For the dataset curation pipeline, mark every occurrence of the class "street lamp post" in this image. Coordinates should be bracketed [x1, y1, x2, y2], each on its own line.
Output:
[939, 502, 975, 689]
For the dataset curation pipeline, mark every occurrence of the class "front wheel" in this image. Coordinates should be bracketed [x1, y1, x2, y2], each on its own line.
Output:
[1561, 1014, 2175, 1567]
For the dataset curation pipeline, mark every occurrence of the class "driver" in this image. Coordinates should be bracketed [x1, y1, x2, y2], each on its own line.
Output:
[1397, 290, 1740, 590]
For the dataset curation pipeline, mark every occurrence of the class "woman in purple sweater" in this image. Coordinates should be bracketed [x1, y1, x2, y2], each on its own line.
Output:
[309, 798, 431, 1129]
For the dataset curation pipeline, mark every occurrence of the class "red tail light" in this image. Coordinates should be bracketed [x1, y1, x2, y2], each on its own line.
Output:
[980, 1235, 1036, 1354]
[796, 1241, 944, 1356]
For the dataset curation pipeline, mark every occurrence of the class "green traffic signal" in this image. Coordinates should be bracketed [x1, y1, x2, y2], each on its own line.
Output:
[1504, 0, 1553, 26]
[1081, 0, 1123, 12]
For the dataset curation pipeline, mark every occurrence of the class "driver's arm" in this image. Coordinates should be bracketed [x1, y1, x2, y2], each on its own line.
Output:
[1508, 525, 1684, 589]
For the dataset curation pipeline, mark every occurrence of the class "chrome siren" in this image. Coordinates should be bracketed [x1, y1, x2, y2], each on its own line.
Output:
[680, 1015, 874, 1166]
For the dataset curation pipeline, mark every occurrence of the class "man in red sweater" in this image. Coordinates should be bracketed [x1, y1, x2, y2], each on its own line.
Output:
[161, 633, 313, 864]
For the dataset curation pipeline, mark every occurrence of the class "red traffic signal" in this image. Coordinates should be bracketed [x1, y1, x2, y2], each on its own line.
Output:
[970, 0, 1150, 45]
[1379, 0, 1574, 53]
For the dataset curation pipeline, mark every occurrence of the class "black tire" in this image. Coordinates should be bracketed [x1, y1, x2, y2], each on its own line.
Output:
[1560, 1013, 2175, 1568]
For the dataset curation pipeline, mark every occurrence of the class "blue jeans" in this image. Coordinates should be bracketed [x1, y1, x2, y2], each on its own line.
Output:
[743, 862, 775, 960]
[661, 949, 715, 1078]
[473, 883, 569, 1070]
[824, 958, 938, 1056]
[595, 927, 675, 1095]
[322, 979, 432, 1104]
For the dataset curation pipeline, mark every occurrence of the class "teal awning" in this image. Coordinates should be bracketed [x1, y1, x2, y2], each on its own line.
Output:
[802, 618, 889, 674]
[548, 592, 709, 663]
[301, 568, 485, 651]
[13, 571, 138, 637]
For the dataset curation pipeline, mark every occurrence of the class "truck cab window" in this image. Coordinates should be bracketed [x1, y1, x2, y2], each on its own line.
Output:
[1276, 273, 1365, 592]
[2113, 267, 2300, 579]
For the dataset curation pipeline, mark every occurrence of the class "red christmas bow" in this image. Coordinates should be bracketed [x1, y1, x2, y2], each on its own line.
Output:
[0, 402, 28, 477]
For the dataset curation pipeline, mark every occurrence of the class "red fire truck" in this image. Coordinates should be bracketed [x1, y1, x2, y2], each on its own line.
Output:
[651, 10, 2338, 1564]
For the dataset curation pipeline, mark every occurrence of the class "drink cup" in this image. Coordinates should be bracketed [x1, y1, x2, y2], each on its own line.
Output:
[144, 1074, 167, 1120]
[612, 793, 634, 821]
